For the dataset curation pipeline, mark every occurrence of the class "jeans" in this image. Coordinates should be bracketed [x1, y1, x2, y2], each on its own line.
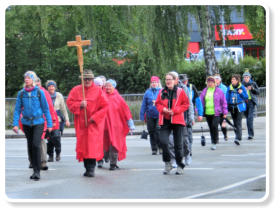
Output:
[147, 117, 161, 152]
[230, 107, 243, 141]
[23, 124, 44, 173]
[244, 100, 255, 137]
[159, 119, 185, 168]
[205, 115, 220, 144]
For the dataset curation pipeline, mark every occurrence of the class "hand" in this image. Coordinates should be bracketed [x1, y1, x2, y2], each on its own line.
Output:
[163, 107, 169, 113]
[247, 86, 252, 90]
[80, 100, 87, 108]
[53, 122, 56, 127]
[168, 109, 174, 115]
[223, 114, 227, 119]
[13, 126, 19, 134]
[47, 127, 52, 132]
[65, 121, 70, 127]
[238, 89, 243, 94]
[197, 116, 203, 122]
[89, 118, 94, 124]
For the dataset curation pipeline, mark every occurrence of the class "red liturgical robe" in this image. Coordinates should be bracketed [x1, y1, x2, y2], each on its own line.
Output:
[67, 83, 108, 162]
[103, 89, 132, 161]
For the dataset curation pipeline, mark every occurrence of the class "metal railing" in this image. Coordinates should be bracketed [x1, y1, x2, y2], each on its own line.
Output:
[5, 87, 266, 128]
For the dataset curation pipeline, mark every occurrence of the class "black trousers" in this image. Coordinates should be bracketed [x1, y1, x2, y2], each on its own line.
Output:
[219, 114, 227, 138]
[47, 130, 61, 157]
[23, 124, 44, 173]
[146, 117, 161, 152]
[205, 115, 220, 144]
[230, 107, 243, 141]
[159, 119, 185, 168]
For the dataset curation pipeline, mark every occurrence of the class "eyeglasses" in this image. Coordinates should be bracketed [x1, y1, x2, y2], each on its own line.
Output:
[83, 78, 93, 81]
[165, 78, 174, 81]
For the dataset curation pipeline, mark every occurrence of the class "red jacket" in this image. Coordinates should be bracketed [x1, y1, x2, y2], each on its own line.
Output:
[66, 83, 108, 162]
[103, 89, 132, 161]
[155, 86, 189, 126]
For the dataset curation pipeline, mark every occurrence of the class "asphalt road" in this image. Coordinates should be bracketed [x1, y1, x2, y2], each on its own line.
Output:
[5, 126, 267, 201]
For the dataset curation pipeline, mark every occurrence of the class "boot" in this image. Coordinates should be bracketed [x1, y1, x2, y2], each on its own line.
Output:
[56, 153, 61, 161]
[83, 159, 90, 177]
[48, 156, 54, 162]
[85, 159, 95, 177]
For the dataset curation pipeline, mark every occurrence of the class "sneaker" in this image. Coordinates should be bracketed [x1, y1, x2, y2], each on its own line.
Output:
[97, 160, 103, 168]
[185, 154, 192, 166]
[29, 163, 33, 169]
[248, 136, 254, 140]
[224, 136, 228, 141]
[56, 154, 61, 162]
[171, 160, 177, 168]
[211, 145, 216, 150]
[152, 150, 157, 155]
[175, 166, 184, 175]
[48, 156, 54, 162]
[163, 162, 172, 175]
[234, 140, 240, 146]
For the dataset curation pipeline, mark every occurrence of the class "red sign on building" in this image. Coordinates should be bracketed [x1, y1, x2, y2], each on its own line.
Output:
[215, 24, 253, 41]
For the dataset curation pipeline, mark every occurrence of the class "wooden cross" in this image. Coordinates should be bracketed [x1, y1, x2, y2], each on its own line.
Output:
[67, 35, 91, 127]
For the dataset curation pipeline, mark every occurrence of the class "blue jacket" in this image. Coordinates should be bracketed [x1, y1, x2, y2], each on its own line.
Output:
[218, 82, 228, 97]
[226, 83, 248, 112]
[13, 86, 53, 127]
[140, 87, 160, 120]
[187, 83, 203, 116]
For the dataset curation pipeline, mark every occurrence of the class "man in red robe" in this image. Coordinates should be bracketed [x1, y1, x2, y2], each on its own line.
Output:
[67, 69, 108, 177]
[103, 79, 135, 170]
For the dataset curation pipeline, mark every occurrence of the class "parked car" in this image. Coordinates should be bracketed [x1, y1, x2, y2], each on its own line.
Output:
[196, 46, 244, 64]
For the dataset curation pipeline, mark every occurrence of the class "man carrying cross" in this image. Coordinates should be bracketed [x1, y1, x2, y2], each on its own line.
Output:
[67, 69, 109, 177]
[66, 36, 108, 177]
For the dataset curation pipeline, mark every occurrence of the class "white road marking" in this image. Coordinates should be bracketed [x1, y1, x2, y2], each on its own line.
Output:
[6, 168, 56, 171]
[183, 174, 266, 199]
[222, 153, 265, 157]
[131, 168, 213, 171]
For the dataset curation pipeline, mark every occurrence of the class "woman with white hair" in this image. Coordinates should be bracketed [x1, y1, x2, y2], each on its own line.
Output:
[13, 71, 53, 181]
[103, 79, 135, 170]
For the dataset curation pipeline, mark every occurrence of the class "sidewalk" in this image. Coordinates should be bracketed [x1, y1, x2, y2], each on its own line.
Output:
[5, 116, 266, 138]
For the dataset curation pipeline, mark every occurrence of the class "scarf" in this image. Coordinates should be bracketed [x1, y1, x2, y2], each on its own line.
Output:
[24, 86, 35, 92]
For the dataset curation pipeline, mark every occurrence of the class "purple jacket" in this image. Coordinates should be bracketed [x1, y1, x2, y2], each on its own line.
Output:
[200, 87, 228, 116]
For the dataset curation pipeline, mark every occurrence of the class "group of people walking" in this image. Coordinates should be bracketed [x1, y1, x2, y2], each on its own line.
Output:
[140, 69, 259, 175]
[12, 68, 259, 180]
[13, 70, 135, 180]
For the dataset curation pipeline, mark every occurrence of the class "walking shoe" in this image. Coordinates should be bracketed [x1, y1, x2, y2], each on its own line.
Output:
[152, 150, 157, 155]
[211, 145, 216, 150]
[175, 166, 184, 175]
[158, 148, 163, 155]
[29, 163, 33, 169]
[234, 140, 240, 146]
[109, 164, 119, 171]
[163, 162, 172, 175]
[56, 154, 61, 161]
[48, 156, 54, 162]
[248, 136, 254, 140]
[224, 136, 228, 141]
[30, 172, 40, 181]
[185, 154, 192, 166]
[97, 160, 103, 168]
[41, 162, 48, 171]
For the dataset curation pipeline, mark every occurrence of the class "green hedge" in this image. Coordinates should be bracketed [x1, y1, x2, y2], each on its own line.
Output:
[177, 56, 266, 90]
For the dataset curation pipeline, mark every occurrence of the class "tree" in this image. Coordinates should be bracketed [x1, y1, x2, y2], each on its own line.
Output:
[196, 6, 219, 76]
